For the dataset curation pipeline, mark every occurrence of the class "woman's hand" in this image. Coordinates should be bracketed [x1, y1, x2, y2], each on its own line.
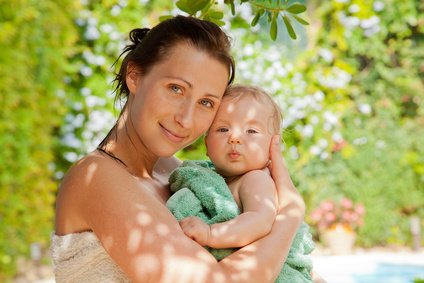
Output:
[268, 135, 305, 215]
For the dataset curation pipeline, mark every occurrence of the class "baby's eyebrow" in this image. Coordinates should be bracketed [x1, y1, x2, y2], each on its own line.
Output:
[212, 118, 229, 124]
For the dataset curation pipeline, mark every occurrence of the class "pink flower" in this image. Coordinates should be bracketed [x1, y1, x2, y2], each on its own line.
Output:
[321, 200, 335, 211]
[311, 211, 322, 222]
[341, 198, 353, 209]
[325, 212, 336, 222]
[342, 211, 351, 221]
[309, 197, 366, 232]
[355, 204, 366, 215]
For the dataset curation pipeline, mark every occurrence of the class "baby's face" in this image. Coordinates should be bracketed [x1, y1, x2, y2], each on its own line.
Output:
[205, 95, 274, 177]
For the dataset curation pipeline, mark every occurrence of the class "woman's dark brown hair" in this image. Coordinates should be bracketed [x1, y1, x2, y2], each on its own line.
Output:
[99, 15, 235, 149]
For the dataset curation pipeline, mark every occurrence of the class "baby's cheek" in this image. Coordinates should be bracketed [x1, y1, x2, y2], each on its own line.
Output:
[248, 143, 269, 166]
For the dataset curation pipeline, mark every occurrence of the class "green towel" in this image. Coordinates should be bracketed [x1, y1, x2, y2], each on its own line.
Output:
[166, 160, 314, 282]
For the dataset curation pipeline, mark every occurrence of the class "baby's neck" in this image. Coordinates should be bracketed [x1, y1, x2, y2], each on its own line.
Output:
[224, 175, 243, 185]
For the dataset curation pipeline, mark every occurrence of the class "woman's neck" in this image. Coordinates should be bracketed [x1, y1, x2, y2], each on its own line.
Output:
[101, 114, 158, 178]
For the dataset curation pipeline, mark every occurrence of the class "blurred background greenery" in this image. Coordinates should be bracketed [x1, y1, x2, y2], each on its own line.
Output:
[0, 0, 423, 280]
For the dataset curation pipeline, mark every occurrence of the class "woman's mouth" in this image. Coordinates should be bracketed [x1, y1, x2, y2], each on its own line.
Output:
[159, 124, 186, 143]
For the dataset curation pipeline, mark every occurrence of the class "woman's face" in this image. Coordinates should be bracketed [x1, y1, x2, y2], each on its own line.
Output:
[126, 42, 229, 157]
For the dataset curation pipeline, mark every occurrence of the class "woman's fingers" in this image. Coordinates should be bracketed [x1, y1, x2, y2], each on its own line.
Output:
[269, 135, 305, 214]
[268, 135, 284, 184]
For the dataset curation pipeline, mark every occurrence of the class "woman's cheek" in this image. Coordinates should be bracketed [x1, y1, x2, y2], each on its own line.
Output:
[198, 111, 217, 135]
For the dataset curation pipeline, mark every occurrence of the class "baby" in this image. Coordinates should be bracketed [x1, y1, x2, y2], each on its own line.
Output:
[170, 84, 319, 282]
[179, 84, 281, 248]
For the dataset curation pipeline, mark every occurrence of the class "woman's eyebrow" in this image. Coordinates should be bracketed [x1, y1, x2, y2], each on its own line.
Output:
[164, 76, 192, 88]
[165, 76, 221, 99]
[205, 93, 221, 99]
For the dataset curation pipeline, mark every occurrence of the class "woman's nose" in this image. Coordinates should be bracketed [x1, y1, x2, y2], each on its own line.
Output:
[175, 100, 194, 129]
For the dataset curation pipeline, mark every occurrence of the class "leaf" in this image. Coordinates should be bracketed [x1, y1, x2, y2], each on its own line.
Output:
[282, 15, 297, 39]
[293, 15, 309, 25]
[267, 11, 272, 22]
[159, 15, 174, 22]
[209, 10, 224, 20]
[251, 11, 261, 26]
[270, 14, 278, 40]
[211, 19, 226, 26]
[176, 0, 191, 14]
[224, 0, 236, 14]
[176, 0, 210, 15]
[286, 3, 306, 14]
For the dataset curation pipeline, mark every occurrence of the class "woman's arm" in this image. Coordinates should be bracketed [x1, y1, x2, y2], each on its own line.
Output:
[69, 136, 303, 283]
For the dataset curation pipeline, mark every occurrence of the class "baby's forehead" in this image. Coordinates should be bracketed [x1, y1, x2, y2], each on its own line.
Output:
[221, 93, 272, 110]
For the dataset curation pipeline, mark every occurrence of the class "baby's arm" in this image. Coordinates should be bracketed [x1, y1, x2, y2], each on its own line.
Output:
[179, 216, 211, 246]
[207, 170, 278, 248]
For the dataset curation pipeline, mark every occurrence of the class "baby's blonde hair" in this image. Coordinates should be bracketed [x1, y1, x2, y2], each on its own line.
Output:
[223, 84, 283, 135]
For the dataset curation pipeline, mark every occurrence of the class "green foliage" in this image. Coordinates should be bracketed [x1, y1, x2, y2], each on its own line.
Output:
[288, 0, 424, 246]
[2, 0, 423, 280]
[54, 0, 173, 177]
[0, 0, 78, 279]
[170, 0, 308, 40]
[180, 0, 424, 248]
[298, 116, 424, 247]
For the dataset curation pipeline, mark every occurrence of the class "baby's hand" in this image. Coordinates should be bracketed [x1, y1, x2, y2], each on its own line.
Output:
[179, 216, 211, 246]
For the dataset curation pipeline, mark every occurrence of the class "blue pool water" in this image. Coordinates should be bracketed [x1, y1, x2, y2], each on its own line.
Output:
[351, 263, 424, 283]
[313, 253, 424, 283]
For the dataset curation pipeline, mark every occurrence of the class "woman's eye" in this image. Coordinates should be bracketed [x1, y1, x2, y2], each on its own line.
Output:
[199, 99, 214, 108]
[169, 85, 182, 94]
[217, 128, 228, 132]
[247, 129, 258, 134]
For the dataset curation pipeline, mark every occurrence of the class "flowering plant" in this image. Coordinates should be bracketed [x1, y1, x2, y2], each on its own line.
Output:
[310, 198, 366, 232]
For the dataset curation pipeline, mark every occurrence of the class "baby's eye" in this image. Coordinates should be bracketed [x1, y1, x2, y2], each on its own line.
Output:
[247, 129, 258, 134]
[217, 128, 229, 132]
[169, 85, 183, 94]
[199, 99, 214, 108]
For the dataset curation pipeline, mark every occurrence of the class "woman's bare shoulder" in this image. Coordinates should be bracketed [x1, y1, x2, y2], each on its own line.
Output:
[55, 152, 140, 234]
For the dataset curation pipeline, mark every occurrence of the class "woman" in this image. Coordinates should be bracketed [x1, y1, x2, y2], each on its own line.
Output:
[52, 15, 305, 283]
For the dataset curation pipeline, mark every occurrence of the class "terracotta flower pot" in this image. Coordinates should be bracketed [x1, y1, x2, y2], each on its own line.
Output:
[322, 224, 356, 255]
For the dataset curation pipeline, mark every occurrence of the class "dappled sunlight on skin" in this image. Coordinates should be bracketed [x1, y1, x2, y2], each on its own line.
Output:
[123, 217, 224, 282]
[253, 194, 276, 210]
[134, 253, 160, 278]
[103, 234, 115, 251]
[127, 229, 143, 252]
[136, 211, 153, 226]
[86, 186, 281, 283]
[56, 148, 283, 282]
[247, 142, 269, 161]
[157, 223, 171, 235]
[221, 246, 267, 282]
[162, 256, 210, 283]
[246, 107, 258, 120]
[115, 203, 274, 283]
[86, 162, 98, 184]
[226, 101, 236, 113]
